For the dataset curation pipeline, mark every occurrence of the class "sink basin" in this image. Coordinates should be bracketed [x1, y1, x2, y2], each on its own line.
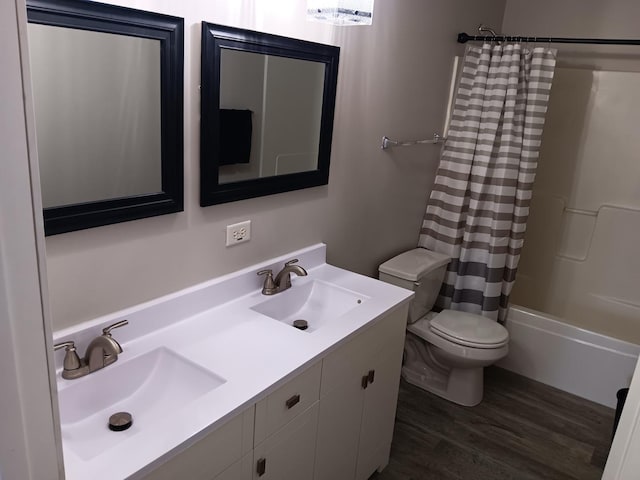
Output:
[58, 347, 225, 461]
[251, 280, 369, 332]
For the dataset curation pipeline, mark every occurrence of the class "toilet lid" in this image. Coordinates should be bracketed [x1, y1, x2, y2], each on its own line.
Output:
[378, 248, 450, 281]
[430, 310, 509, 347]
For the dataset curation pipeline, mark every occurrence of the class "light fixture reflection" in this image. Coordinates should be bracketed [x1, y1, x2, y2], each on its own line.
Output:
[307, 0, 374, 26]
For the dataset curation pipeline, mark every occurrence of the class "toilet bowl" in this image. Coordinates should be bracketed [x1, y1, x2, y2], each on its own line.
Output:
[379, 249, 509, 406]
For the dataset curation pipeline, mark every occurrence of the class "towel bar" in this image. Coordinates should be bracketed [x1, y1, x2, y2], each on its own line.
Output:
[381, 133, 446, 150]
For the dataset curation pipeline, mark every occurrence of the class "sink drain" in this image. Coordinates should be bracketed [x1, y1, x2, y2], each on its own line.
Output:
[293, 319, 308, 330]
[108, 411, 133, 432]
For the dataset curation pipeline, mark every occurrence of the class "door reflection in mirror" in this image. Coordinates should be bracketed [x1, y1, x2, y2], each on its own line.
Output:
[218, 49, 325, 185]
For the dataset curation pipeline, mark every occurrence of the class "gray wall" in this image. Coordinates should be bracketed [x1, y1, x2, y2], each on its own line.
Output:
[502, 0, 640, 72]
[41, 0, 506, 330]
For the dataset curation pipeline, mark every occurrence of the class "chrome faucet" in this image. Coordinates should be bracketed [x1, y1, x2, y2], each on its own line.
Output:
[257, 259, 308, 295]
[54, 320, 128, 380]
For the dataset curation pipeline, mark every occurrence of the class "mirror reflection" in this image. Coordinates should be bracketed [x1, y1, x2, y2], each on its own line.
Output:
[27, 0, 183, 236]
[218, 49, 326, 184]
[200, 22, 339, 207]
[29, 24, 162, 208]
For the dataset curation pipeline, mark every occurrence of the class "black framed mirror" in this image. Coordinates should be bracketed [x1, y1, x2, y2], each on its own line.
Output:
[27, 0, 184, 236]
[200, 22, 340, 206]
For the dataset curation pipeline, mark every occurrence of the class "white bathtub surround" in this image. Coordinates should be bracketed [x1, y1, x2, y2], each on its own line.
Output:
[511, 68, 640, 346]
[52, 244, 413, 479]
[498, 305, 640, 408]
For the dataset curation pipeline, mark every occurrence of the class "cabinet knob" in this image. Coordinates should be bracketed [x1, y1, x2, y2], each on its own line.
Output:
[257, 457, 266, 476]
[361, 375, 369, 389]
[368, 369, 375, 384]
[285, 393, 300, 409]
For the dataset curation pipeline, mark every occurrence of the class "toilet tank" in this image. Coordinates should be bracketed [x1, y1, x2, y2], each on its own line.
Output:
[378, 248, 450, 323]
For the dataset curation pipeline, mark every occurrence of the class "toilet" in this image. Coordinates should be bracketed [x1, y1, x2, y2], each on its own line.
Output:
[379, 248, 509, 407]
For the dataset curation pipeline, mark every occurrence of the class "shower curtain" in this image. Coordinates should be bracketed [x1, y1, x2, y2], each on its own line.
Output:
[418, 43, 557, 321]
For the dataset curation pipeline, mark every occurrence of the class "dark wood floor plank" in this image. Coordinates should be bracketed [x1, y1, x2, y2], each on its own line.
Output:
[484, 368, 613, 439]
[372, 367, 615, 480]
[395, 388, 598, 479]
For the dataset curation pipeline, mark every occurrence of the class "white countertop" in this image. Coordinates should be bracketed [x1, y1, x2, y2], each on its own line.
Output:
[52, 244, 413, 480]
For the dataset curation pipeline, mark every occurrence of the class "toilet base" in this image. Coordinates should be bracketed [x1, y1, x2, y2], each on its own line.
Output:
[401, 361, 484, 407]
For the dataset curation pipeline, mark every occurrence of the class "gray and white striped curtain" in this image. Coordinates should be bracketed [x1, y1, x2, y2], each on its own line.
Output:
[418, 43, 557, 321]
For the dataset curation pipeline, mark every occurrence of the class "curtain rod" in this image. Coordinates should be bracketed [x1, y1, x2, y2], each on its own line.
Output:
[457, 32, 640, 46]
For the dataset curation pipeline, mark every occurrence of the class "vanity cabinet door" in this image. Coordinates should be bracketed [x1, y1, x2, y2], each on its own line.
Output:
[314, 306, 407, 480]
[252, 402, 319, 480]
[314, 369, 364, 480]
[355, 333, 405, 480]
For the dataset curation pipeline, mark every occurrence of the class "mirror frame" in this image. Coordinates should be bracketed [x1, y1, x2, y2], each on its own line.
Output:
[27, 0, 184, 236]
[200, 22, 340, 206]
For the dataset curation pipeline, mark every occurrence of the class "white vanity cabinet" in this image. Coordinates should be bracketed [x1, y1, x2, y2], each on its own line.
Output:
[54, 246, 415, 480]
[315, 306, 407, 480]
[140, 306, 407, 480]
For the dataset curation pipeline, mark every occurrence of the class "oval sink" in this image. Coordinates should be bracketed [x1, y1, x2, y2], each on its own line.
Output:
[250, 280, 369, 332]
[58, 347, 226, 461]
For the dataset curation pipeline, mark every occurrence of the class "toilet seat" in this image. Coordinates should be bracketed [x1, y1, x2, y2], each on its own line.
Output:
[430, 328, 508, 349]
[430, 310, 509, 348]
[407, 318, 509, 362]
[407, 311, 508, 349]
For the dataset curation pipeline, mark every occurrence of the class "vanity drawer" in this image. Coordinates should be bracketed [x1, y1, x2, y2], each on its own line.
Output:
[254, 361, 321, 444]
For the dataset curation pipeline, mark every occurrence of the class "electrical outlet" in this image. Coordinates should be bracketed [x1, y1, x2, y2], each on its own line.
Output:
[226, 220, 251, 246]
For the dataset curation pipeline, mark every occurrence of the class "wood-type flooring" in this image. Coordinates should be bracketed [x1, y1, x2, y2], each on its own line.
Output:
[372, 367, 615, 480]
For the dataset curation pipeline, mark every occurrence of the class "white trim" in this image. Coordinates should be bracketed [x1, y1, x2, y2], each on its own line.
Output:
[0, 0, 63, 478]
[497, 305, 640, 408]
[17, 0, 65, 473]
[603, 356, 640, 479]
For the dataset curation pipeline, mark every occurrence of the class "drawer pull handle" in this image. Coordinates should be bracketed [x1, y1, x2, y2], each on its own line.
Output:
[368, 369, 375, 384]
[257, 457, 266, 476]
[285, 393, 300, 409]
[361, 375, 369, 389]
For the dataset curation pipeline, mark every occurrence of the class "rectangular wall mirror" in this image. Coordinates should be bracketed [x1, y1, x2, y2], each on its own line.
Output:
[200, 23, 340, 206]
[27, 0, 184, 235]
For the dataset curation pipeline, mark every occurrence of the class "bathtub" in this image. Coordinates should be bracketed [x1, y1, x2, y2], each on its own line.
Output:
[497, 305, 640, 408]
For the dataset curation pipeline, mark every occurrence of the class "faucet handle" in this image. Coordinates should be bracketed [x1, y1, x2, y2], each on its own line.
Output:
[285, 258, 299, 266]
[257, 269, 277, 295]
[54, 341, 74, 351]
[102, 319, 129, 336]
[54, 341, 82, 371]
